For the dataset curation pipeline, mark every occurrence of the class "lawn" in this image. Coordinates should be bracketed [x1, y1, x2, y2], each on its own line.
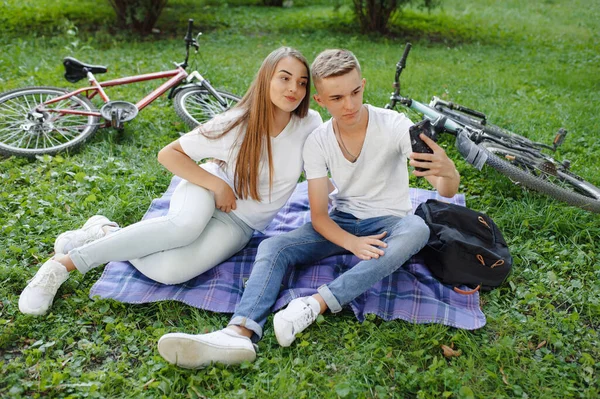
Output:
[1, 0, 599, 398]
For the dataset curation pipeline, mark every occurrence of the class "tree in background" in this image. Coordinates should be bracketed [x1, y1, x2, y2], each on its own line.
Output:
[107, 0, 168, 35]
[352, 0, 439, 34]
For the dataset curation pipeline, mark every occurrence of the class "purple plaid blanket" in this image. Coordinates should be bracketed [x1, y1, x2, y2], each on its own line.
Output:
[90, 177, 486, 330]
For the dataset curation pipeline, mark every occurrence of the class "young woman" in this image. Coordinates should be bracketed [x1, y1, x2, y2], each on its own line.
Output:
[19, 47, 322, 316]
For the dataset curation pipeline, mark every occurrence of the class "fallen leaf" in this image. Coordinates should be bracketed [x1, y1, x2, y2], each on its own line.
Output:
[500, 367, 509, 385]
[142, 378, 155, 390]
[441, 344, 462, 358]
[536, 340, 547, 350]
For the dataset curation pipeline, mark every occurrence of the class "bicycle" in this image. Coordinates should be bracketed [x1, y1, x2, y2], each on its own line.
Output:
[385, 43, 600, 214]
[0, 19, 241, 158]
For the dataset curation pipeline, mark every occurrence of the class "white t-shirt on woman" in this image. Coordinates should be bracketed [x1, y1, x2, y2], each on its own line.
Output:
[179, 108, 322, 232]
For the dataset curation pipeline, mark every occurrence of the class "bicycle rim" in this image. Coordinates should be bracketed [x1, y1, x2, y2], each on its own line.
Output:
[0, 86, 100, 158]
[479, 141, 600, 212]
[174, 87, 240, 129]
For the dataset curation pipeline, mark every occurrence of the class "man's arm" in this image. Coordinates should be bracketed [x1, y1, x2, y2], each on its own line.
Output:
[308, 177, 387, 260]
[409, 134, 461, 198]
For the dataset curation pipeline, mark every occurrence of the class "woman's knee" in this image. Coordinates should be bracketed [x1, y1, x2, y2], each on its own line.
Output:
[133, 259, 195, 285]
[140, 268, 187, 285]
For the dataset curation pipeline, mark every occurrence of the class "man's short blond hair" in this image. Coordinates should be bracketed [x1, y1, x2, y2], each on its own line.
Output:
[311, 49, 361, 88]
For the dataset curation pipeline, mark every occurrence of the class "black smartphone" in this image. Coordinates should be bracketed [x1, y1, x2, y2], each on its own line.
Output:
[409, 119, 434, 172]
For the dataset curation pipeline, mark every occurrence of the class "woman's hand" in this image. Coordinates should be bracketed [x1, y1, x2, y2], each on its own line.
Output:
[214, 180, 237, 213]
[346, 232, 388, 260]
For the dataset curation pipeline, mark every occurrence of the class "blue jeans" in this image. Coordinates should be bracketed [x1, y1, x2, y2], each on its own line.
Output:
[228, 211, 430, 341]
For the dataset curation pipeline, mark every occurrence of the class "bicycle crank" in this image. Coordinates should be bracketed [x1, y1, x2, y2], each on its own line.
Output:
[100, 101, 139, 129]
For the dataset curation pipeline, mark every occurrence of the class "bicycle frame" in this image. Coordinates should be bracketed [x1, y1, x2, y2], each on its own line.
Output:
[36, 67, 189, 119]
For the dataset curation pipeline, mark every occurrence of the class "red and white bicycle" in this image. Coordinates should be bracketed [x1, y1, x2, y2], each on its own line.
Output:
[0, 19, 240, 158]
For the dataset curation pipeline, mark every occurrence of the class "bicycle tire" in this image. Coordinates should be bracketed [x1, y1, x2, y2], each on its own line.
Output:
[173, 87, 240, 129]
[465, 138, 600, 213]
[0, 86, 100, 158]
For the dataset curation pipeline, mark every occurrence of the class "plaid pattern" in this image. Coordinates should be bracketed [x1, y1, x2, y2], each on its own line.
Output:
[90, 177, 486, 330]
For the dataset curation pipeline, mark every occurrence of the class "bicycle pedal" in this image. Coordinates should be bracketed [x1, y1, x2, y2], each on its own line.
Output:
[552, 128, 567, 150]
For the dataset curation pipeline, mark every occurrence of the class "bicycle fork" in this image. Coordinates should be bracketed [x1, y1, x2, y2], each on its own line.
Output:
[184, 71, 231, 108]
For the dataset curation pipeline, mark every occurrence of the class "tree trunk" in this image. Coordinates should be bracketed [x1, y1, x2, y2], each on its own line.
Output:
[107, 0, 168, 35]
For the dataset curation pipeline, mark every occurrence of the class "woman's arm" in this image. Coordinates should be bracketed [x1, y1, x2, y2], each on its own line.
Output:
[158, 140, 237, 212]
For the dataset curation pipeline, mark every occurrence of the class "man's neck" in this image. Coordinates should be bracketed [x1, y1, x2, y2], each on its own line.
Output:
[336, 105, 368, 137]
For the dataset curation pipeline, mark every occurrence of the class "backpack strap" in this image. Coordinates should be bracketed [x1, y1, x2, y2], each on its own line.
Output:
[453, 285, 481, 295]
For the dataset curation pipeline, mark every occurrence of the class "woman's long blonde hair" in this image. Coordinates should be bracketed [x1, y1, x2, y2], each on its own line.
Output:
[209, 47, 310, 201]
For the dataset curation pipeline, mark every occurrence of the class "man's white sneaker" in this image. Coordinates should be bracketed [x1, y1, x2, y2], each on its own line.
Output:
[19, 259, 70, 316]
[54, 215, 119, 254]
[157, 328, 257, 369]
[273, 296, 321, 347]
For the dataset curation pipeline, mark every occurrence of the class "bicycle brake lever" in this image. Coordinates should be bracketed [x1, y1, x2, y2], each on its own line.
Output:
[430, 115, 447, 140]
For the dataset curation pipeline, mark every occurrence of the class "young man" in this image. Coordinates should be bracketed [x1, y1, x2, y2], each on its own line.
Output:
[157, 49, 460, 369]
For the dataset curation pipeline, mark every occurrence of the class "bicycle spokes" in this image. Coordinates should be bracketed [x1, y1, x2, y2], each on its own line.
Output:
[0, 87, 99, 156]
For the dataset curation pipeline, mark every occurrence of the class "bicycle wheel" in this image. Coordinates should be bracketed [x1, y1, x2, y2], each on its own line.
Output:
[173, 87, 240, 129]
[459, 135, 600, 213]
[0, 86, 100, 158]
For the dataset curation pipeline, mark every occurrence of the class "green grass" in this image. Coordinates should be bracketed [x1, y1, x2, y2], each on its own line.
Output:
[1, 0, 599, 398]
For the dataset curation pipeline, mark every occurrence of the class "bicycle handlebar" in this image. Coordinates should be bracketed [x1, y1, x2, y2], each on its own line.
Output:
[399, 43, 412, 70]
[385, 42, 413, 109]
[185, 19, 194, 43]
[180, 19, 199, 69]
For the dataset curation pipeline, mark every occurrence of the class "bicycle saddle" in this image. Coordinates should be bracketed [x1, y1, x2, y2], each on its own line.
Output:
[63, 57, 108, 83]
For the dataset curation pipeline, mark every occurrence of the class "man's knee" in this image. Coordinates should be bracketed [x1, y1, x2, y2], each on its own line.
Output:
[256, 234, 293, 261]
[401, 214, 430, 247]
[389, 214, 429, 245]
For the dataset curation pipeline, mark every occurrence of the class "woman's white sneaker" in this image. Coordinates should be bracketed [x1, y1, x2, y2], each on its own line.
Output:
[273, 296, 321, 347]
[157, 328, 257, 369]
[19, 259, 70, 316]
[54, 215, 119, 254]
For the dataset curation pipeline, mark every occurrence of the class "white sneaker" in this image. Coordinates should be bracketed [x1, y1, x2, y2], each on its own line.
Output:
[19, 258, 70, 316]
[157, 328, 257, 369]
[273, 296, 321, 347]
[54, 215, 119, 254]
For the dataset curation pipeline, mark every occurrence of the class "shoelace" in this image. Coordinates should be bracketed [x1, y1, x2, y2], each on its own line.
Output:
[30, 267, 64, 293]
[62, 229, 103, 252]
[291, 304, 317, 333]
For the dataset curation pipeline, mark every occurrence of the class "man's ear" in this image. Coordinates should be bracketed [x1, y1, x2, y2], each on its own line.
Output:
[313, 93, 324, 107]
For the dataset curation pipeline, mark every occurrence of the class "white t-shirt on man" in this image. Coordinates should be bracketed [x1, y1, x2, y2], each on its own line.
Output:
[303, 104, 414, 219]
[180, 108, 322, 231]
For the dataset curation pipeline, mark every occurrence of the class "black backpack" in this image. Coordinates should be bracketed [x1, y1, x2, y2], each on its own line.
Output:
[414, 199, 512, 294]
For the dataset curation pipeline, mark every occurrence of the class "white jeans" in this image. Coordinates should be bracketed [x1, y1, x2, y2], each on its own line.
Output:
[69, 180, 254, 285]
